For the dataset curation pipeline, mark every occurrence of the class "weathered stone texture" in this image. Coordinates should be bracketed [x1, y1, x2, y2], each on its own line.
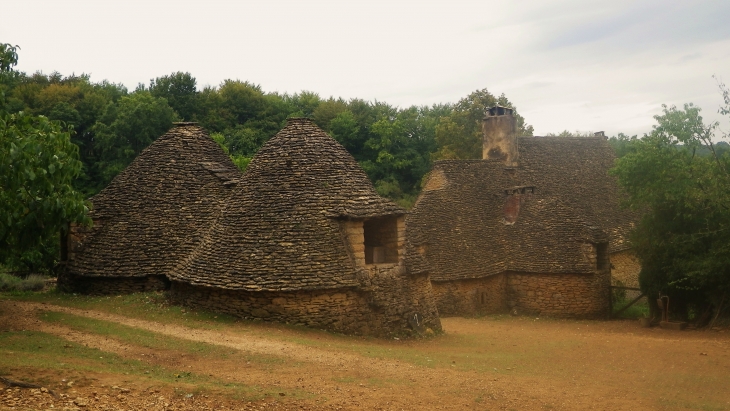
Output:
[59, 274, 169, 295]
[170, 270, 440, 336]
[432, 270, 609, 319]
[482, 106, 519, 166]
[168, 118, 408, 291]
[506, 271, 610, 318]
[168, 118, 441, 336]
[409, 129, 637, 318]
[61, 123, 240, 291]
[432, 275, 507, 316]
[610, 250, 641, 288]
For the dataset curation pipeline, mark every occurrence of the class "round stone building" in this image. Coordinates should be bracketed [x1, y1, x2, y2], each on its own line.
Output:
[168, 118, 441, 336]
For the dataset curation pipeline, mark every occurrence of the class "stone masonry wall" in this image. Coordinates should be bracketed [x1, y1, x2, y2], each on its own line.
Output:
[58, 274, 169, 295]
[507, 271, 610, 318]
[170, 214, 440, 337]
[432, 270, 610, 319]
[431, 275, 507, 316]
[611, 250, 641, 288]
[170, 271, 440, 337]
[65, 220, 98, 264]
[610, 250, 643, 300]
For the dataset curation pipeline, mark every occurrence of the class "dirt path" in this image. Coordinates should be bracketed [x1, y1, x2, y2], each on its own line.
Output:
[1, 300, 729, 410]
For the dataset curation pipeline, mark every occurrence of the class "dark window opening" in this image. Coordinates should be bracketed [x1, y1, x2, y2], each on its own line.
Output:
[364, 216, 399, 264]
[480, 292, 488, 305]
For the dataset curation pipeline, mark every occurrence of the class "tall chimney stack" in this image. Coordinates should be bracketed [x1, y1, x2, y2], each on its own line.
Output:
[482, 106, 518, 167]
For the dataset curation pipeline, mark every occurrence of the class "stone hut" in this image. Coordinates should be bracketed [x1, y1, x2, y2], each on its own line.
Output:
[407, 107, 638, 318]
[168, 118, 441, 336]
[60, 123, 241, 294]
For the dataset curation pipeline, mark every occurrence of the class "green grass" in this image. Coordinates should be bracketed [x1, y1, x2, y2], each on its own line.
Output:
[37, 310, 288, 366]
[613, 298, 650, 319]
[0, 329, 307, 401]
[4, 289, 240, 330]
[0, 330, 208, 386]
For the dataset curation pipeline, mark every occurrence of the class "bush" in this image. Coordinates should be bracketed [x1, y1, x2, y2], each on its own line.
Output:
[0, 272, 50, 292]
[612, 298, 650, 319]
[20, 274, 48, 291]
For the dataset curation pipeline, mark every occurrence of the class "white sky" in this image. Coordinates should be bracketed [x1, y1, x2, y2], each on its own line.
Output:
[3, 0, 729, 137]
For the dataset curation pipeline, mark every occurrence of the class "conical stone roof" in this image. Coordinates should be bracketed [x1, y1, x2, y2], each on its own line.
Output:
[66, 123, 241, 278]
[170, 118, 406, 291]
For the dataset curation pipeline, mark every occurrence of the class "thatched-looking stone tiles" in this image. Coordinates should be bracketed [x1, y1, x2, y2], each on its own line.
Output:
[62, 123, 241, 285]
[408, 136, 635, 283]
[168, 118, 441, 336]
[169, 118, 412, 291]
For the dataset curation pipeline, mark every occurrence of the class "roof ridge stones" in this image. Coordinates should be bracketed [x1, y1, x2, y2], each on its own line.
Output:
[169, 118, 409, 291]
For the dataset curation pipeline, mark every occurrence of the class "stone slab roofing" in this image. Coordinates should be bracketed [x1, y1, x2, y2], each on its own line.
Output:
[66, 123, 241, 278]
[408, 136, 635, 282]
[169, 118, 409, 291]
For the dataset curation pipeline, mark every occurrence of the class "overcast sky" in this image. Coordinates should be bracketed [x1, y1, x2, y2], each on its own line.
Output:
[3, 0, 729, 137]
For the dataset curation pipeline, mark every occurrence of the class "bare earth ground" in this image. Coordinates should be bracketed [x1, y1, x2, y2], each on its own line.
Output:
[1, 299, 729, 411]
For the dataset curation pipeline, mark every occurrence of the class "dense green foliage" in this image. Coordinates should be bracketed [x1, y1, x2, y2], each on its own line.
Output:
[611, 96, 730, 320]
[432, 90, 533, 160]
[0, 44, 89, 272]
[2, 61, 531, 208]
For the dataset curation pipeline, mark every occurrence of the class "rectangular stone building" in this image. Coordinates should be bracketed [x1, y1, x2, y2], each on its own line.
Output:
[407, 107, 639, 318]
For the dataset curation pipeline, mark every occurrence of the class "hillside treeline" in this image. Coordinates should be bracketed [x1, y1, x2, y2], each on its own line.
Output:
[1, 70, 532, 207]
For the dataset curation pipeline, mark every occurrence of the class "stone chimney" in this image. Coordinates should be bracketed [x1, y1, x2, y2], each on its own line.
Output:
[482, 106, 518, 167]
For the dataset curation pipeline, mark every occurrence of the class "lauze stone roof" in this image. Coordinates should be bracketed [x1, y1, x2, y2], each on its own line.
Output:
[408, 136, 635, 282]
[66, 123, 241, 278]
[169, 118, 408, 291]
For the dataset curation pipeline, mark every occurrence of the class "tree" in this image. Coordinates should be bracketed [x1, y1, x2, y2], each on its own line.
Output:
[150, 72, 198, 121]
[545, 130, 597, 137]
[611, 100, 730, 320]
[432, 89, 532, 160]
[0, 43, 89, 272]
[93, 91, 177, 187]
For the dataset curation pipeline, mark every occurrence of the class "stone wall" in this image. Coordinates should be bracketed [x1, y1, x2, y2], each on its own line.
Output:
[432, 270, 610, 319]
[65, 220, 98, 264]
[611, 250, 641, 288]
[343, 217, 406, 267]
[431, 275, 507, 316]
[610, 249, 643, 300]
[58, 274, 169, 295]
[170, 271, 441, 337]
[507, 271, 610, 318]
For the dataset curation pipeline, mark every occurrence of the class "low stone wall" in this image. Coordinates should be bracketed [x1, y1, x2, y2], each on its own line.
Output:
[432, 270, 610, 319]
[432, 275, 507, 316]
[170, 271, 441, 337]
[507, 271, 610, 318]
[58, 274, 169, 295]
